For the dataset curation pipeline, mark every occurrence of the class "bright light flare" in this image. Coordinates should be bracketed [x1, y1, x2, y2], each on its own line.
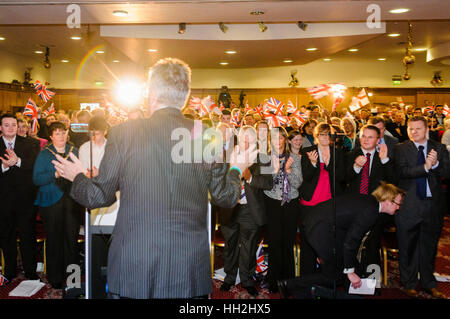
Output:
[114, 78, 145, 108]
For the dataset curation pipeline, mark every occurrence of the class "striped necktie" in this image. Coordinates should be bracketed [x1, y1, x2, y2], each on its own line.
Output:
[360, 153, 371, 195]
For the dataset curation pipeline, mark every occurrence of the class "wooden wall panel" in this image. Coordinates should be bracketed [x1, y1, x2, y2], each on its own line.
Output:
[1, 84, 448, 115]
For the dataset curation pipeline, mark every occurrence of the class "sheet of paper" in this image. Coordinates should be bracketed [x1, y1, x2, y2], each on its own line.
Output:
[348, 278, 376, 295]
[434, 272, 450, 282]
[9, 280, 45, 297]
[213, 268, 240, 285]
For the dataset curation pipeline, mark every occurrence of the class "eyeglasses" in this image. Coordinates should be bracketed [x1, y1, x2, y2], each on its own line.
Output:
[391, 200, 402, 206]
[318, 133, 330, 137]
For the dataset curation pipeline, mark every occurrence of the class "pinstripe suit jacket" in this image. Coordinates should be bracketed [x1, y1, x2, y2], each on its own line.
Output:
[70, 107, 241, 298]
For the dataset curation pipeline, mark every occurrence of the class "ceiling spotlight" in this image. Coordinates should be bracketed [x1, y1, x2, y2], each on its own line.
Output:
[258, 22, 268, 32]
[178, 23, 186, 34]
[413, 48, 427, 52]
[388, 33, 401, 37]
[113, 10, 128, 17]
[34, 50, 43, 54]
[70, 36, 82, 40]
[389, 8, 410, 14]
[306, 47, 317, 51]
[112, 60, 120, 63]
[378, 58, 386, 61]
[323, 58, 332, 62]
[219, 22, 229, 33]
[220, 62, 229, 65]
[96, 50, 105, 54]
[283, 59, 293, 63]
[348, 48, 358, 52]
[0, 37, 5, 41]
[297, 21, 308, 31]
[225, 50, 236, 54]
[147, 49, 158, 52]
[61, 59, 69, 63]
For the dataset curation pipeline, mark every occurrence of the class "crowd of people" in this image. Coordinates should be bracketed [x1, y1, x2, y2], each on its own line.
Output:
[0, 59, 449, 299]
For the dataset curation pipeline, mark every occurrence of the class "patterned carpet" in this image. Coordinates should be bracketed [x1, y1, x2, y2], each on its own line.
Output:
[1, 216, 449, 299]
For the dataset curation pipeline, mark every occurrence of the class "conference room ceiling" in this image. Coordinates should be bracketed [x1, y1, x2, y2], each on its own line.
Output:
[0, 1, 448, 69]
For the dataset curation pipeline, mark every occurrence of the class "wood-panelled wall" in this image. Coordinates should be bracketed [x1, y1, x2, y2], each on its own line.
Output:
[0, 84, 448, 114]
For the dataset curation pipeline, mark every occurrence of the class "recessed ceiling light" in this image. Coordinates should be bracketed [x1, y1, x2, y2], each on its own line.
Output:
[389, 8, 410, 14]
[0, 37, 6, 41]
[368, 92, 373, 97]
[220, 62, 229, 65]
[147, 49, 158, 52]
[413, 48, 427, 52]
[113, 60, 120, 63]
[378, 58, 386, 61]
[348, 48, 358, 52]
[323, 58, 332, 62]
[34, 50, 43, 54]
[113, 10, 128, 17]
[388, 33, 401, 37]
[225, 50, 237, 54]
[61, 59, 69, 63]
[96, 50, 105, 54]
[283, 59, 293, 63]
[306, 48, 317, 51]
[70, 36, 82, 40]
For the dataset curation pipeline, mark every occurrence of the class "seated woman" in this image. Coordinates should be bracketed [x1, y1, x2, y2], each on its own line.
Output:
[33, 121, 80, 289]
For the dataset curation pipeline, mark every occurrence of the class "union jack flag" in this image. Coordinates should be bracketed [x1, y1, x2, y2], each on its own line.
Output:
[291, 111, 308, 126]
[0, 274, 8, 286]
[23, 98, 39, 119]
[189, 96, 209, 116]
[231, 110, 242, 128]
[244, 101, 252, 114]
[443, 104, 450, 116]
[42, 103, 55, 117]
[264, 97, 284, 115]
[254, 104, 264, 117]
[286, 100, 298, 114]
[264, 112, 289, 128]
[329, 83, 347, 111]
[255, 240, 268, 274]
[307, 84, 330, 100]
[201, 96, 221, 115]
[34, 80, 55, 103]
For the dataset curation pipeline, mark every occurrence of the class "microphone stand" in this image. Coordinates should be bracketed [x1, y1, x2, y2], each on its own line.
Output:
[329, 132, 338, 299]
[84, 130, 93, 299]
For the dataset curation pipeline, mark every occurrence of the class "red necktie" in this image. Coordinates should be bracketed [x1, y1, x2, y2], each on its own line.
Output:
[360, 153, 371, 195]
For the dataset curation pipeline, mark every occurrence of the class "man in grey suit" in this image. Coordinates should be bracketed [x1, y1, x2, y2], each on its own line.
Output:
[52, 58, 257, 298]
[394, 116, 449, 299]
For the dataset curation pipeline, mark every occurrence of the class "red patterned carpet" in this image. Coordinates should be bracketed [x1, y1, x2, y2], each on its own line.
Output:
[1, 217, 449, 299]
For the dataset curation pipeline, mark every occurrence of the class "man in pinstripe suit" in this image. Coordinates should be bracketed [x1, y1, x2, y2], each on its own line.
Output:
[52, 58, 257, 299]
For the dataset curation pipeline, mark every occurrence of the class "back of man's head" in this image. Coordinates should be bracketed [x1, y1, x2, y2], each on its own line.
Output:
[147, 58, 191, 109]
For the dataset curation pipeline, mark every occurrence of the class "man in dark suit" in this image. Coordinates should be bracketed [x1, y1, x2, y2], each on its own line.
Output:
[345, 124, 396, 270]
[355, 116, 398, 160]
[394, 115, 450, 299]
[277, 183, 405, 298]
[220, 126, 273, 296]
[0, 114, 41, 281]
[52, 58, 257, 299]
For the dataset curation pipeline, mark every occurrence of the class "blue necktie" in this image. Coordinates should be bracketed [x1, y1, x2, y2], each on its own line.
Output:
[416, 145, 427, 200]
